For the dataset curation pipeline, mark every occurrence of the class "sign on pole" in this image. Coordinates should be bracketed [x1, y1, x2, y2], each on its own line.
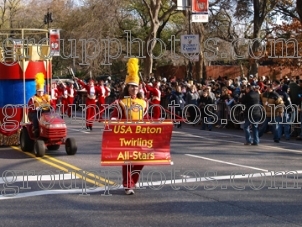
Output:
[180, 35, 200, 54]
[191, 0, 209, 23]
[191, 14, 208, 22]
[192, 0, 208, 13]
[49, 29, 60, 57]
[176, 0, 187, 10]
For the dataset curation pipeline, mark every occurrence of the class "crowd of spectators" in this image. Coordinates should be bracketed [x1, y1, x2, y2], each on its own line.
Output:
[73, 73, 302, 141]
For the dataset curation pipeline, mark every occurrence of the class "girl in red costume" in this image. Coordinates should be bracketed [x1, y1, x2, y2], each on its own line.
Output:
[111, 58, 147, 195]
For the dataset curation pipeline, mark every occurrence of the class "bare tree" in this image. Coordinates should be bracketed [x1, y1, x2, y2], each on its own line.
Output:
[0, 0, 21, 29]
[0, 0, 8, 29]
[140, 0, 177, 78]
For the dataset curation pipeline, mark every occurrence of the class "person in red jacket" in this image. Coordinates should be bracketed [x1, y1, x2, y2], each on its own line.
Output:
[74, 78, 100, 131]
[67, 82, 77, 117]
[50, 82, 59, 111]
[57, 82, 69, 118]
[111, 58, 147, 195]
[97, 79, 109, 120]
[144, 81, 162, 119]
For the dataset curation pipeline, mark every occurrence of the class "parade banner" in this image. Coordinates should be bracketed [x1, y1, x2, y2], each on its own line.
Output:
[49, 29, 60, 56]
[101, 121, 173, 166]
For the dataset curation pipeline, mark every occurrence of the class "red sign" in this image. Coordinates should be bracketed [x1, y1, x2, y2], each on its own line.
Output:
[101, 121, 173, 166]
[192, 0, 208, 13]
[49, 29, 60, 57]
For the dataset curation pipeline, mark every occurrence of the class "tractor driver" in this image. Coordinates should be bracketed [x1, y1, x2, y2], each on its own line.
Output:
[28, 73, 51, 137]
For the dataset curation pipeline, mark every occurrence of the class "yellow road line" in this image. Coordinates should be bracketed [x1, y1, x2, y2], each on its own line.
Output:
[10, 146, 107, 187]
[11, 146, 69, 171]
[43, 154, 115, 185]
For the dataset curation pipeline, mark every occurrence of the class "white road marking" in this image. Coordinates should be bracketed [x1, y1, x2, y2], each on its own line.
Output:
[0, 174, 79, 184]
[180, 175, 191, 178]
[174, 130, 302, 172]
[2, 170, 302, 200]
[185, 154, 269, 172]
[139, 170, 302, 186]
[0, 188, 106, 200]
[173, 130, 302, 154]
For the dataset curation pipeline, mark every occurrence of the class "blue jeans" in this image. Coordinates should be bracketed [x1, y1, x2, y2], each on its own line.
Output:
[259, 116, 282, 141]
[201, 116, 213, 130]
[280, 113, 291, 140]
[243, 118, 259, 144]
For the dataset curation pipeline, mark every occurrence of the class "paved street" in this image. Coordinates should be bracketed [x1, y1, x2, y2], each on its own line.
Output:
[1, 118, 302, 227]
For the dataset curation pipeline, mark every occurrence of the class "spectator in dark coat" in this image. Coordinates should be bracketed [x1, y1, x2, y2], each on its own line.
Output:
[240, 85, 261, 145]
[166, 85, 185, 128]
[199, 89, 215, 131]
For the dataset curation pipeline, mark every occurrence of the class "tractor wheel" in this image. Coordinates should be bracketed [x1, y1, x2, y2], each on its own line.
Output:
[34, 140, 45, 157]
[20, 128, 34, 152]
[65, 138, 77, 155]
[47, 145, 60, 150]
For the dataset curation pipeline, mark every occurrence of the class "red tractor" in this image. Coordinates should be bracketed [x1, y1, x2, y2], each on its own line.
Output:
[20, 111, 77, 157]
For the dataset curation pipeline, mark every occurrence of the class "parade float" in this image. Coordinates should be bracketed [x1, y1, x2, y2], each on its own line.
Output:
[0, 28, 77, 157]
[0, 28, 51, 146]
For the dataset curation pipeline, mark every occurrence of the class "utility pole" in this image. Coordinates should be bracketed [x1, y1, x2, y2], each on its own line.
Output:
[188, 0, 193, 80]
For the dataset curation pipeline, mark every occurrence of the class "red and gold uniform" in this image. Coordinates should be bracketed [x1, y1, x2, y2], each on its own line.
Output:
[97, 82, 110, 120]
[77, 79, 101, 130]
[146, 82, 161, 119]
[67, 84, 77, 117]
[28, 94, 51, 113]
[50, 83, 59, 111]
[111, 58, 147, 193]
[57, 83, 69, 117]
[113, 97, 147, 121]
[27, 73, 51, 137]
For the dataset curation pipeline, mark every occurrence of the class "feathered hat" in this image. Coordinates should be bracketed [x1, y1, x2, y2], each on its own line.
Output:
[35, 73, 45, 91]
[125, 58, 140, 86]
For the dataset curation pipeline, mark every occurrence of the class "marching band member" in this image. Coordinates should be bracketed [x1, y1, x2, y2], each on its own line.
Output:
[75, 77, 100, 131]
[28, 73, 51, 137]
[111, 58, 147, 195]
[50, 81, 58, 111]
[97, 79, 108, 120]
[145, 80, 161, 119]
[57, 81, 69, 118]
[67, 82, 77, 117]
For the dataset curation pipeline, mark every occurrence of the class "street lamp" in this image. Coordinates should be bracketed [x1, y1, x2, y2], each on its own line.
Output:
[44, 8, 53, 29]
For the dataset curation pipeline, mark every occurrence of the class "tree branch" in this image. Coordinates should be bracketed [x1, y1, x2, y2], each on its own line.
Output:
[296, 0, 302, 23]
[142, 0, 153, 19]
[158, 4, 177, 21]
